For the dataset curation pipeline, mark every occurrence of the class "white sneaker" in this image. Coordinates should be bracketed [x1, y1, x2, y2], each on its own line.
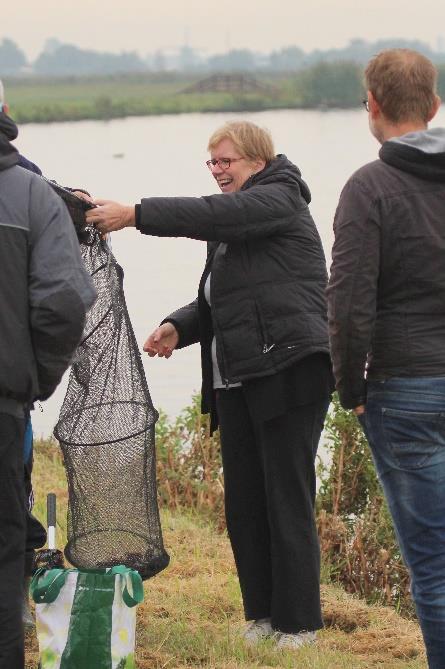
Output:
[276, 630, 317, 650]
[243, 618, 273, 644]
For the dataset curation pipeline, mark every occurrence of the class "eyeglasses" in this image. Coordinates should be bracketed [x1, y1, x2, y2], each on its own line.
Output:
[206, 157, 245, 170]
[362, 98, 369, 112]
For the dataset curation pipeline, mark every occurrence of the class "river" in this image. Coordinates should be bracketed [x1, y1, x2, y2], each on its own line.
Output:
[18, 107, 445, 436]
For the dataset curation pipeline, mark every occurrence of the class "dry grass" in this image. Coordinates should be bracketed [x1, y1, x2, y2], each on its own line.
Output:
[318, 396, 413, 615]
[26, 439, 427, 669]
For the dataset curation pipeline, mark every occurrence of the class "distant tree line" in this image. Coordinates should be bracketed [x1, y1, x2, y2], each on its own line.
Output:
[2, 35, 445, 77]
[0, 38, 27, 74]
[293, 60, 445, 108]
[34, 43, 145, 77]
[295, 62, 365, 108]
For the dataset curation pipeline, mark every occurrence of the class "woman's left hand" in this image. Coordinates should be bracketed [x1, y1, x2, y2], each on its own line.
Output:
[86, 199, 135, 234]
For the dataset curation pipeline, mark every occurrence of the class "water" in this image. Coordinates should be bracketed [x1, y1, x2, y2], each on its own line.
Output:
[18, 107, 445, 436]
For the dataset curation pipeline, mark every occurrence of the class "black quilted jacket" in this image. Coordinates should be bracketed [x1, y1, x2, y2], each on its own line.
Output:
[136, 155, 330, 419]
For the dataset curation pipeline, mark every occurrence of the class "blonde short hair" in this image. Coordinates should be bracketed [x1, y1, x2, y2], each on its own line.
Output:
[365, 49, 438, 124]
[207, 121, 275, 163]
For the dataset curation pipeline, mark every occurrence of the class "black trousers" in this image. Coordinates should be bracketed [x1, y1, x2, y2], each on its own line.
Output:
[24, 447, 46, 577]
[0, 413, 26, 669]
[216, 389, 330, 634]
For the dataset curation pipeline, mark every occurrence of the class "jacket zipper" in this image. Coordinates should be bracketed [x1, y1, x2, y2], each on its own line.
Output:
[264, 342, 299, 353]
[253, 301, 275, 355]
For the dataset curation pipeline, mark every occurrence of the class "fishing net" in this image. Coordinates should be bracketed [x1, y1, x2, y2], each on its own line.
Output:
[42, 178, 93, 243]
[52, 198, 169, 580]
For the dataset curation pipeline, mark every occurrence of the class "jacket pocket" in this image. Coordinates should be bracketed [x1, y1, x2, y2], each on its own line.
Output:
[253, 301, 275, 353]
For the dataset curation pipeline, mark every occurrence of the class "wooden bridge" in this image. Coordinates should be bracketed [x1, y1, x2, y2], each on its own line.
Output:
[182, 73, 275, 95]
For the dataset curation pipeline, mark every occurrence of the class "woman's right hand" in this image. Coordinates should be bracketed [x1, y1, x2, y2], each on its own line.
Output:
[143, 322, 179, 359]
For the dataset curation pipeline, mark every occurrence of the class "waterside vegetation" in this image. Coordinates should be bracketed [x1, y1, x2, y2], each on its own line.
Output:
[7, 62, 445, 124]
[26, 395, 426, 668]
[154, 394, 413, 617]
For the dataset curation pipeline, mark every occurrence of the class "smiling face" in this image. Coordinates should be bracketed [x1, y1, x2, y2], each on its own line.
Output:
[209, 138, 265, 193]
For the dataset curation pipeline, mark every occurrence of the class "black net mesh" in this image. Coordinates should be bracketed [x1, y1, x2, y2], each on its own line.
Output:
[42, 178, 93, 243]
[54, 225, 169, 580]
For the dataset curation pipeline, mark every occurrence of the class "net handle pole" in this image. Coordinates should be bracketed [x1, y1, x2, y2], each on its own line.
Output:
[47, 493, 56, 550]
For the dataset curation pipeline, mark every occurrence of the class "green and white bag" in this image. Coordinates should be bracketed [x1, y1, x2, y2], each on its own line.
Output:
[31, 565, 143, 669]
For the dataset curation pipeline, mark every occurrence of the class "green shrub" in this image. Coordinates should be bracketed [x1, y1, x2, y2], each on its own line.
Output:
[35, 390, 414, 617]
[295, 61, 364, 108]
[317, 394, 413, 616]
[155, 392, 414, 616]
[156, 395, 225, 529]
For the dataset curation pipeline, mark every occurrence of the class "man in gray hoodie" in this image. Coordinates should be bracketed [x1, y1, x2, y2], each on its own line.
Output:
[328, 49, 445, 668]
[0, 105, 96, 668]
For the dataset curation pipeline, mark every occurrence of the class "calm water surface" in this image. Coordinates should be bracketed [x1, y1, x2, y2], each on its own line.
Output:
[18, 107, 445, 436]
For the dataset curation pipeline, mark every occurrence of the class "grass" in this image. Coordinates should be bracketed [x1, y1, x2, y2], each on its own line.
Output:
[25, 438, 427, 668]
[5, 64, 445, 124]
[4, 73, 293, 124]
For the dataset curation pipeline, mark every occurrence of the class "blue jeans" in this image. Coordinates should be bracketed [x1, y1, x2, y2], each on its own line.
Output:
[23, 417, 46, 576]
[360, 376, 445, 669]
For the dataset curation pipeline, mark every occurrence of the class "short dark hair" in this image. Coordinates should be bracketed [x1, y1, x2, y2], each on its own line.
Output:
[365, 49, 438, 123]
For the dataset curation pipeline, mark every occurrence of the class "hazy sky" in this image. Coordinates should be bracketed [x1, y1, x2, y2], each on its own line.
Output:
[4, 0, 445, 60]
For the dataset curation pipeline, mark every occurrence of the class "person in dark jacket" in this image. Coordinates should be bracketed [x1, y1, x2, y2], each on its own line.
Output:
[0, 78, 95, 631]
[327, 49, 445, 669]
[1, 78, 47, 631]
[0, 107, 97, 669]
[87, 120, 333, 650]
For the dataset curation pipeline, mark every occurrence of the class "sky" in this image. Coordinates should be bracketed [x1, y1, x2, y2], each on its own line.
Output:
[3, 0, 445, 61]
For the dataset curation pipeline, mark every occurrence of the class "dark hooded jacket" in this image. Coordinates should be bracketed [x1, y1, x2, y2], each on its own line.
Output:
[328, 127, 445, 409]
[136, 155, 331, 424]
[0, 111, 96, 415]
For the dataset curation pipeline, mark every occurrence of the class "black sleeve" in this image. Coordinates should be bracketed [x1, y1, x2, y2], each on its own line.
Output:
[28, 178, 96, 400]
[327, 177, 381, 409]
[161, 299, 200, 349]
[138, 183, 302, 243]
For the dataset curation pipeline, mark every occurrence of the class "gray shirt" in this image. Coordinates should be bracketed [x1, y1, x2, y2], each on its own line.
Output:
[204, 273, 241, 389]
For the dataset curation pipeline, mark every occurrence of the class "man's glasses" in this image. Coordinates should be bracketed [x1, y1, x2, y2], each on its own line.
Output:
[206, 157, 245, 170]
[362, 98, 369, 112]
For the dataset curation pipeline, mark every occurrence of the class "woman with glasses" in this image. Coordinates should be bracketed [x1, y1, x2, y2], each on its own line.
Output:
[87, 120, 333, 651]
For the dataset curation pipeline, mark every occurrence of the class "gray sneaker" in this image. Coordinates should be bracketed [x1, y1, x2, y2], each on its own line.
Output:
[243, 618, 273, 644]
[276, 630, 317, 650]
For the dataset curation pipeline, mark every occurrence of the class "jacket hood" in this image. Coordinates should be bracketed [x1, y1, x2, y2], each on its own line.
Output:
[379, 127, 445, 182]
[0, 111, 19, 172]
[242, 154, 312, 204]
